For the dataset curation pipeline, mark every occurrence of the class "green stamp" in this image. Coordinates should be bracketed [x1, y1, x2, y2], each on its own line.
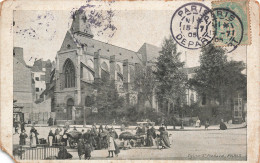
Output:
[212, 0, 250, 46]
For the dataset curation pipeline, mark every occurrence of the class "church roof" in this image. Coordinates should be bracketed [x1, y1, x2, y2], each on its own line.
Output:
[138, 43, 161, 64]
[72, 33, 143, 64]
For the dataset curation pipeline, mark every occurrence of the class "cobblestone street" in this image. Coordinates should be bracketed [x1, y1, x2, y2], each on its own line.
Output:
[13, 127, 246, 160]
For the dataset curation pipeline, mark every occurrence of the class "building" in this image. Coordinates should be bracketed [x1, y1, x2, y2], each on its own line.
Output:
[13, 47, 34, 122]
[31, 59, 53, 101]
[48, 10, 164, 124]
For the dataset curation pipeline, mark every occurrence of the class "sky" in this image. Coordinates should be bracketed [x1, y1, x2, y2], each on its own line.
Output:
[13, 8, 247, 67]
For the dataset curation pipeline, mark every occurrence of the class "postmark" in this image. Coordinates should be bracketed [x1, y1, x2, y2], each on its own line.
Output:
[170, 3, 215, 49]
[211, 8, 244, 52]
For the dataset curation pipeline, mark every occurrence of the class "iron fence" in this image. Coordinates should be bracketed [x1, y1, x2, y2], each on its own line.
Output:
[14, 144, 59, 160]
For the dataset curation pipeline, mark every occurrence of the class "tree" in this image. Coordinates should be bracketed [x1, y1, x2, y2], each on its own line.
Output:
[93, 80, 125, 120]
[154, 36, 187, 114]
[189, 44, 246, 107]
[134, 65, 157, 108]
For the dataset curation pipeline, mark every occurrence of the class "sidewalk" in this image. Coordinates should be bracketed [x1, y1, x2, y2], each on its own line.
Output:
[167, 122, 247, 131]
[26, 122, 247, 131]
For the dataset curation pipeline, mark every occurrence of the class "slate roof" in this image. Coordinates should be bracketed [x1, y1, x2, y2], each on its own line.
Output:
[138, 43, 161, 63]
[72, 33, 143, 64]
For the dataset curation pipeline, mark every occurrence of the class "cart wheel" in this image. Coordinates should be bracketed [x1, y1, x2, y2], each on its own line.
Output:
[68, 138, 77, 148]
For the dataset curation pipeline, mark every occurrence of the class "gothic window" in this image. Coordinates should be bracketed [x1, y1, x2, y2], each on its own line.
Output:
[64, 59, 75, 88]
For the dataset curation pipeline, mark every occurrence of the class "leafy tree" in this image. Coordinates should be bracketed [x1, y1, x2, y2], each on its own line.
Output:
[93, 80, 125, 120]
[189, 44, 246, 106]
[154, 36, 187, 114]
[134, 65, 156, 108]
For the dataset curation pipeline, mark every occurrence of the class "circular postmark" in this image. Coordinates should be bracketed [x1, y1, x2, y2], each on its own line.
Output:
[211, 8, 244, 52]
[170, 3, 215, 49]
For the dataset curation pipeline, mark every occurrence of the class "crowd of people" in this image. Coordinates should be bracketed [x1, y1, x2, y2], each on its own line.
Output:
[16, 118, 231, 160]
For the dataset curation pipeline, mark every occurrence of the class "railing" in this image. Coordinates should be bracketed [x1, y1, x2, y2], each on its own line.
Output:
[14, 144, 59, 160]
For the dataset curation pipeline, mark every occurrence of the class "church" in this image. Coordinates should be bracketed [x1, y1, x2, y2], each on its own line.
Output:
[50, 10, 161, 124]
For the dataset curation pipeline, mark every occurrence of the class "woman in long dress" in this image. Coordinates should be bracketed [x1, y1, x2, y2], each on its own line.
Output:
[30, 127, 39, 145]
[19, 130, 28, 145]
[146, 126, 154, 147]
[107, 133, 115, 157]
[48, 130, 55, 146]
[159, 125, 170, 149]
[30, 131, 37, 148]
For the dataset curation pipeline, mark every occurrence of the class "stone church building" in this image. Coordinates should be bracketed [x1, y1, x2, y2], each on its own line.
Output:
[52, 10, 160, 124]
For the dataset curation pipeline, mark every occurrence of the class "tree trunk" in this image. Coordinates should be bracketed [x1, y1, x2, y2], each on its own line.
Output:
[167, 101, 170, 114]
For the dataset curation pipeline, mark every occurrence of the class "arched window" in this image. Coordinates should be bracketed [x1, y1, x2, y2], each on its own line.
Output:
[64, 59, 75, 88]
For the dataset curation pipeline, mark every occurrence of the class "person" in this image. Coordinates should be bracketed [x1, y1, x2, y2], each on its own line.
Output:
[205, 119, 210, 130]
[77, 139, 85, 160]
[110, 128, 118, 139]
[104, 125, 109, 131]
[62, 128, 69, 146]
[19, 130, 28, 145]
[96, 132, 102, 150]
[91, 124, 98, 136]
[141, 124, 146, 134]
[146, 126, 153, 147]
[112, 130, 120, 156]
[121, 124, 125, 132]
[99, 124, 104, 133]
[57, 147, 73, 159]
[65, 121, 70, 130]
[20, 122, 25, 133]
[84, 141, 92, 160]
[48, 117, 54, 126]
[30, 126, 39, 145]
[220, 119, 227, 130]
[73, 126, 77, 131]
[55, 127, 61, 146]
[150, 124, 156, 146]
[48, 130, 55, 146]
[107, 133, 115, 157]
[135, 124, 142, 135]
[159, 125, 170, 149]
[155, 134, 160, 149]
[14, 122, 19, 135]
[195, 118, 201, 127]
[30, 130, 37, 147]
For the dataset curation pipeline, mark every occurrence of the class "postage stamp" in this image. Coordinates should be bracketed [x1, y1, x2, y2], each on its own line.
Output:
[212, 0, 251, 46]
[0, 0, 259, 162]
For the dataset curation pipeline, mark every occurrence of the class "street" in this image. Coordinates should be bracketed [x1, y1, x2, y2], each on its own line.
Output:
[13, 127, 246, 160]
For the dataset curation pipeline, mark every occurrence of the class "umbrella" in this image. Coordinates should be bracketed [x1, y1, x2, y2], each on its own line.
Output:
[119, 131, 136, 140]
[67, 130, 82, 139]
